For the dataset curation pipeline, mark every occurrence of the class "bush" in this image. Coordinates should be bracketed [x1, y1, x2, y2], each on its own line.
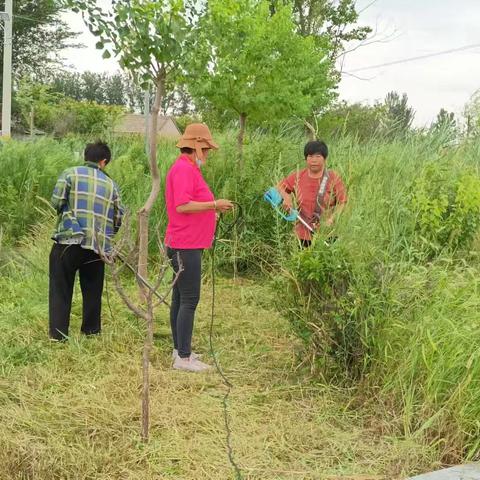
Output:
[411, 162, 480, 256]
[174, 114, 203, 133]
[275, 134, 480, 460]
[284, 241, 368, 378]
[36, 99, 124, 136]
[0, 139, 76, 242]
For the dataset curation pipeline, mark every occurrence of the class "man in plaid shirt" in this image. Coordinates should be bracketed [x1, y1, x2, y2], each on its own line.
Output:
[49, 141, 124, 341]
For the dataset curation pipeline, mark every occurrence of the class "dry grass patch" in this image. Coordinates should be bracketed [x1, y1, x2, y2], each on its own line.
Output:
[0, 269, 438, 479]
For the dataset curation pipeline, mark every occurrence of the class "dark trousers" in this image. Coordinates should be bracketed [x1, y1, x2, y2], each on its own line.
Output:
[300, 239, 312, 248]
[167, 248, 203, 358]
[49, 244, 105, 340]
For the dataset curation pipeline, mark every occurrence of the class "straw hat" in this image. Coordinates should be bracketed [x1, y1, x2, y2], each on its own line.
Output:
[176, 123, 219, 161]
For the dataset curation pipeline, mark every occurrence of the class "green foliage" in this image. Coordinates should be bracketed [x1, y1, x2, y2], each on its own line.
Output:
[188, 0, 335, 131]
[14, 76, 124, 137]
[0, 139, 75, 241]
[430, 108, 458, 142]
[382, 91, 416, 138]
[174, 114, 203, 133]
[48, 70, 144, 110]
[16, 77, 61, 135]
[285, 241, 366, 375]
[412, 162, 480, 255]
[36, 98, 124, 136]
[1, 0, 77, 81]
[69, 0, 193, 89]
[272, 133, 480, 459]
[315, 101, 385, 141]
[272, 0, 372, 53]
[369, 262, 480, 461]
[464, 89, 480, 137]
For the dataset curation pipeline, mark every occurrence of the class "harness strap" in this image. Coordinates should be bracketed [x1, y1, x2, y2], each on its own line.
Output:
[310, 170, 330, 227]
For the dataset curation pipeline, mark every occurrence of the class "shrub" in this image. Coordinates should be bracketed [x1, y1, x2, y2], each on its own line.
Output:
[411, 162, 480, 256]
[0, 139, 76, 242]
[36, 99, 124, 136]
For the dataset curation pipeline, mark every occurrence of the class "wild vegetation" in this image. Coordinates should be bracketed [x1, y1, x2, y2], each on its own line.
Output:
[3, 0, 480, 477]
[2, 128, 480, 477]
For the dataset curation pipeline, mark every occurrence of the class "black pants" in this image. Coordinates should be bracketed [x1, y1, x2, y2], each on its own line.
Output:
[167, 248, 202, 359]
[300, 239, 312, 248]
[49, 244, 105, 340]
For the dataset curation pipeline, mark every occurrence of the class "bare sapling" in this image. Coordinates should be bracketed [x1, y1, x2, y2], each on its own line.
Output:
[96, 220, 182, 442]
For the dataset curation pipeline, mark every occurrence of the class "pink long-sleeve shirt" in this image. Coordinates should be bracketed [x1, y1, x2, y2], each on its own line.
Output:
[165, 155, 216, 249]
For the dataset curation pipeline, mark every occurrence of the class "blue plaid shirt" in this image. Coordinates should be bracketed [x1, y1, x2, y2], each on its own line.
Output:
[51, 162, 124, 253]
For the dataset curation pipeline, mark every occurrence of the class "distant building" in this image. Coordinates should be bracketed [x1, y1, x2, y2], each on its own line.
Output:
[114, 114, 181, 139]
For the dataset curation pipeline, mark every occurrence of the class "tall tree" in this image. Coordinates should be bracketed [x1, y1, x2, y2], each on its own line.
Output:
[315, 100, 385, 141]
[431, 108, 457, 140]
[0, 0, 78, 81]
[49, 71, 84, 101]
[464, 89, 480, 137]
[49, 71, 145, 110]
[189, 0, 335, 161]
[69, 0, 194, 443]
[382, 91, 415, 138]
[270, 0, 371, 57]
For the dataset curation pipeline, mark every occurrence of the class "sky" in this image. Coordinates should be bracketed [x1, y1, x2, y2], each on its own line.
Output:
[62, 0, 480, 127]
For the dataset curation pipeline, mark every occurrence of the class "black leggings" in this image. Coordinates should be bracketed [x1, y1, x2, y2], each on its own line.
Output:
[167, 248, 203, 358]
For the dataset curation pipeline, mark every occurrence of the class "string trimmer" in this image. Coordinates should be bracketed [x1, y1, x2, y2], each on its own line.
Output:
[263, 187, 314, 232]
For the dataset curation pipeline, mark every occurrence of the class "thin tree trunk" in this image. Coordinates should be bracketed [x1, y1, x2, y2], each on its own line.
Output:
[141, 309, 154, 442]
[137, 71, 165, 443]
[137, 72, 165, 296]
[237, 113, 247, 166]
[29, 107, 34, 138]
[304, 118, 317, 141]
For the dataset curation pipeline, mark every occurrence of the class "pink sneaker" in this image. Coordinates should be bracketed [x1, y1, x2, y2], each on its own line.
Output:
[173, 355, 212, 372]
[172, 349, 201, 360]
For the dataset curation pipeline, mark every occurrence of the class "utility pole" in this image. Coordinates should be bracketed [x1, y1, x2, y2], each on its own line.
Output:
[1, 0, 13, 138]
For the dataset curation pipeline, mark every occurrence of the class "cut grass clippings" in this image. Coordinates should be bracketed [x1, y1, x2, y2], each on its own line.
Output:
[0, 240, 438, 479]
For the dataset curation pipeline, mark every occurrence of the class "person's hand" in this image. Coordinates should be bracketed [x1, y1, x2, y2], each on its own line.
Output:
[282, 196, 293, 212]
[215, 199, 234, 213]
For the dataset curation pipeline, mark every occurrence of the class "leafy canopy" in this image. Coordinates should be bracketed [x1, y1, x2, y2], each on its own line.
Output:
[67, 0, 194, 86]
[0, 0, 78, 80]
[188, 0, 336, 126]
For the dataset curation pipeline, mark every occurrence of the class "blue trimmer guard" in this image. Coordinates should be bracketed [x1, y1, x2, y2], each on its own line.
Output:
[264, 187, 315, 232]
[264, 187, 300, 222]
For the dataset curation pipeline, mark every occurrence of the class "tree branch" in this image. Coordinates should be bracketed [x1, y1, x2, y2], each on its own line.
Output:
[153, 252, 183, 310]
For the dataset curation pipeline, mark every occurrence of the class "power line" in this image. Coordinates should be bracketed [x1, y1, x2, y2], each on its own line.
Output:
[348, 43, 480, 73]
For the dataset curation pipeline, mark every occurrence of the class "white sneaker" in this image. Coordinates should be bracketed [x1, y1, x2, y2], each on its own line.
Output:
[173, 355, 212, 372]
[172, 349, 201, 360]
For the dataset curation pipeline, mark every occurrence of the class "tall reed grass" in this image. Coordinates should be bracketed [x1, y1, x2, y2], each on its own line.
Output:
[3, 130, 480, 463]
[279, 133, 480, 461]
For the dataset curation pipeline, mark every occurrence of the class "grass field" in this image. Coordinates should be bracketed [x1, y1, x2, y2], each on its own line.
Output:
[2, 132, 480, 478]
[0, 227, 440, 480]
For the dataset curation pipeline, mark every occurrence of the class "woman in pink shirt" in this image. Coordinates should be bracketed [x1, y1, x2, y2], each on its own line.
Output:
[165, 123, 233, 372]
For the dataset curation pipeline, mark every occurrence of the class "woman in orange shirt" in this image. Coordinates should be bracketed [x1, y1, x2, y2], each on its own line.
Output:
[278, 140, 347, 247]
